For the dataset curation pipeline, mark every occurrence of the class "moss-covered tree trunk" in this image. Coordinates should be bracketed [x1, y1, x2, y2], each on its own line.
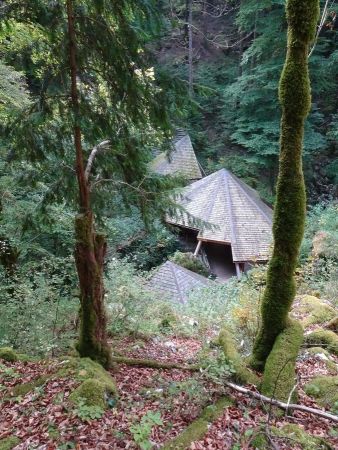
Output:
[66, 0, 111, 368]
[251, 0, 319, 371]
[75, 212, 111, 368]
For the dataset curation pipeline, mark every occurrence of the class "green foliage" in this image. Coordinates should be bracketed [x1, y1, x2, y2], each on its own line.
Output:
[0, 62, 30, 119]
[0, 436, 21, 450]
[0, 257, 77, 356]
[304, 376, 338, 412]
[130, 411, 163, 450]
[169, 251, 210, 276]
[0, 347, 18, 362]
[105, 258, 160, 335]
[300, 202, 338, 261]
[304, 329, 338, 355]
[202, 352, 236, 386]
[73, 398, 105, 421]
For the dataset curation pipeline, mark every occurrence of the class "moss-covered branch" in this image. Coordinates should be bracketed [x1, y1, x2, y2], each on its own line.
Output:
[112, 355, 199, 371]
[162, 397, 233, 450]
[218, 328, 260, 385]
[251, 0, 320, 371]
[261, 320, 303, 401]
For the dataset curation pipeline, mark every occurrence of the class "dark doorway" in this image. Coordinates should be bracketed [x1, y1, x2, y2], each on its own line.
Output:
[203, 243, 236, 280]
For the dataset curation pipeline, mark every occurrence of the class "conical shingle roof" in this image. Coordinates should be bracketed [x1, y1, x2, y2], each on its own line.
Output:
[150, 131, 202, 180]
[167, 169, 273, 263]
[148, 261, 212, 304]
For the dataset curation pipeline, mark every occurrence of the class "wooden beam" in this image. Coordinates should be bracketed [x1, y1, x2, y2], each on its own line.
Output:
[193, 240, 202, 256]
[235, 263, 242, 280]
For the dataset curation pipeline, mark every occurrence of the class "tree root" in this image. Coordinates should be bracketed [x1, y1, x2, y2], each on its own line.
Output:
[112, 355, 200, 371]
[225, 381, 338, 423]
[161, 396, 233, 449]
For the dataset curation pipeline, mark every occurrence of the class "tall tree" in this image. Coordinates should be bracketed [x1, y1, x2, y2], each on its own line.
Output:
[65, 0, 111, 367]
[2, 0, 178, 367]
[250, 0, 320, 370]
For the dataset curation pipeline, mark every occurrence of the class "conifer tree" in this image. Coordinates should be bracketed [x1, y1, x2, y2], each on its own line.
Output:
[251, 0, 320, 370]
[2, 0, 176, 367]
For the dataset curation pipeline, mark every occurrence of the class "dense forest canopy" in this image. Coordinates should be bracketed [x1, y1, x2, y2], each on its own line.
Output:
[0, 1, 337, 449]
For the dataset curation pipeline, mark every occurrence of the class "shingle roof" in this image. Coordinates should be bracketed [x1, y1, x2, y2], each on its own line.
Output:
[147, 261, 212, 304]
[167, 169, 273, 262]
[150, 131, 202, 180]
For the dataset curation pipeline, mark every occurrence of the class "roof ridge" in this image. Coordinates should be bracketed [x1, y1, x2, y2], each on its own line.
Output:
[169, 262, 185, 304]
[227, 172, 272, 224]
[223, 170, 237, 245]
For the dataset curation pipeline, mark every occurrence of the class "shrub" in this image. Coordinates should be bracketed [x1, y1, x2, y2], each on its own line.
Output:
[0, 256, 78, 356]
[105, 258, 172, 336]
[169, 251, 210, 277]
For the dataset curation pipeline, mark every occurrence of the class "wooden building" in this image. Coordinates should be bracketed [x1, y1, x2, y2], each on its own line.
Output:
[150, 130, 202, 181]
[166, 169, 273, 279]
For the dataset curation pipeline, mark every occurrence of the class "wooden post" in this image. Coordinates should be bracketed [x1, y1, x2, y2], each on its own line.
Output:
[235, 263, 242, 280]
[194, 240, 202, 257]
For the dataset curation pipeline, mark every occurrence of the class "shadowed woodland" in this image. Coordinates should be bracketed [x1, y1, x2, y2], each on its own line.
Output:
[0, 1, 337, 449]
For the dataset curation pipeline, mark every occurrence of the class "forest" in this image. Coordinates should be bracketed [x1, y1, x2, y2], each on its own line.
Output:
[0, 0, 337, 449]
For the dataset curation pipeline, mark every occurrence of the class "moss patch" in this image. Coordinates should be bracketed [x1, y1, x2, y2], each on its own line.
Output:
[0, 347, 18, 362]
[0, 436, 21, 450]
[69, 378, 107, 409]
[251, 434, 268, 449]
[325, 316, 338, 333]
[66, 357, 117, 408]
[304, 329, 338, 355]
[261, 320, 303, 402]
[218, 328, 259, 385]
[162, 396, 233, 450]
[8, 375, 50, 398]
[272, 424, 331, 450]
[304, 375, 338, 411]
[294, 295, 336, 327]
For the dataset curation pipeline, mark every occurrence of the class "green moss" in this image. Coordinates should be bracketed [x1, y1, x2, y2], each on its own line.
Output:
[307, 346, 330, 356]
[112, 355, 198, 371]
[218, 328, 259, 385]
[305, 329, 338, 355]
[251, 434, 268, 449]
[66, 357, 116, 408]
[272, 424, 331, 450]
[295, 295, 336, 327]
[69, 378, 107, 408]
[304, 376, 338, 410]
[75, 213, 112, 369]
[261, 320, 303, 402]
[250, 0, 319, 371]
[0, 347, 18, 362]
[0, 436, 21, 450]
[326, 316, 338, 333]
[8, 374, 49, 398]
[162, 396, 233, 450]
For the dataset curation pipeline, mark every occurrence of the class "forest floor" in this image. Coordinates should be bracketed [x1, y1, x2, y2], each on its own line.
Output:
[0, 333, 337, 450]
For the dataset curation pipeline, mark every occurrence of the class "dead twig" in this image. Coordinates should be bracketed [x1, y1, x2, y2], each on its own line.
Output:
[225, 381, 338, 423]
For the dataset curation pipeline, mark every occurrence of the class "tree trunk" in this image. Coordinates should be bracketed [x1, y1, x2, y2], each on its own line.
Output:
[187, 0, 193, 96]
[75, 212, 111, 368]
[250, 0, 320, 371]
[66, 0, 111, 368]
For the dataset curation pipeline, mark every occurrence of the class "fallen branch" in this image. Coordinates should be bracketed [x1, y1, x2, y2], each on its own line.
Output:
[225, 381, 338, 423]
[112, 355, 200, 371]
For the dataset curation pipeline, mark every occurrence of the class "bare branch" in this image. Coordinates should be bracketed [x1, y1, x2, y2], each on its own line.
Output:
[308, 0, 332, 58]
[225, 382, 338, 423]
[84, 140, 111, 181]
